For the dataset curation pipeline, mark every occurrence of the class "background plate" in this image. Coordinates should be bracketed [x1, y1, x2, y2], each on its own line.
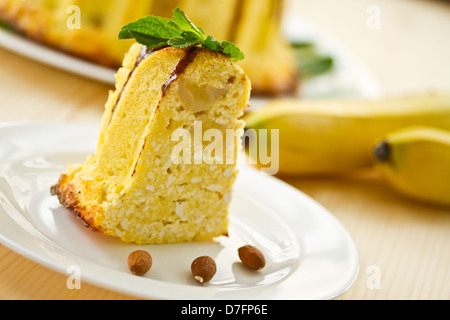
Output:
[0, 9, 382, 103]
[0, 122, 359, 300]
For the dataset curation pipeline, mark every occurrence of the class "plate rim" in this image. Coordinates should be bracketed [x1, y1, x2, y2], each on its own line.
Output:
[0, 121, 360, 300]
[0, 28, 116, 84]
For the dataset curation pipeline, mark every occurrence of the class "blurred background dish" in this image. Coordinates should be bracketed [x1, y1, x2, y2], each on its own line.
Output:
[0, 0, 299, 96]
[0, 0, 381, 103]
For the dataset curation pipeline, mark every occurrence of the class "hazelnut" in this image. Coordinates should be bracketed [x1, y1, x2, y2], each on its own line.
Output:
[191, 256, 217, 283]
[127, 250, 153, 276]
[238, 245, 266, 271]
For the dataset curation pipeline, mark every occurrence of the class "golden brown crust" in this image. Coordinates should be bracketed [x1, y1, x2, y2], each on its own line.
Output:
[51, 175, 102, 233]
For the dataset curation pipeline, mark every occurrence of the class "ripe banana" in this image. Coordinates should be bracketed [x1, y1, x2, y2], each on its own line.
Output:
[372, 127, 450, 208]
[244, 93, 450, 175]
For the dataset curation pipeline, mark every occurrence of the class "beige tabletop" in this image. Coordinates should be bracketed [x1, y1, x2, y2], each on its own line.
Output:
[0, 0, 449, 300]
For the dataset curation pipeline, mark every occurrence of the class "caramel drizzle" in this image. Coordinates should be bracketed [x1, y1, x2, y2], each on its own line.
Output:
[161, 46, 201, 96]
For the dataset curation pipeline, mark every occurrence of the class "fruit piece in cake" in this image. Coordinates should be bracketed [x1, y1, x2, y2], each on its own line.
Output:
[51, 11, 251, 245]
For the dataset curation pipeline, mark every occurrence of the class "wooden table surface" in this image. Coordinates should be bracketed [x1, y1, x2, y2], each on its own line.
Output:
[0, 0, 449, 300]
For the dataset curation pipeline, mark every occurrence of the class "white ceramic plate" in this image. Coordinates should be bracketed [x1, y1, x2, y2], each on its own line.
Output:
[0, 122, 359, 300]
[0, 27, 116, 84]
[0, 11, 382, 103]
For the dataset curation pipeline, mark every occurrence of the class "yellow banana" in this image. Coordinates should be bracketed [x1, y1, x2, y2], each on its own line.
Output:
[244, 93, 450, 175]
[372, 127, 450, 208]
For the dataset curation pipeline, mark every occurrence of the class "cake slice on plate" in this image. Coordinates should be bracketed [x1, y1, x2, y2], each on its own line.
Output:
[51, 11, 251, 244]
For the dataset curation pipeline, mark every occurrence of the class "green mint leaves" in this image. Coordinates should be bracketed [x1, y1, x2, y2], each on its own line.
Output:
[119, 8, 245, 62]
[291, 42, 334, 78]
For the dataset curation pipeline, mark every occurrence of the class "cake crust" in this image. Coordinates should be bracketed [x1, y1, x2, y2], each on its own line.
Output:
[51, 174, 103, 233]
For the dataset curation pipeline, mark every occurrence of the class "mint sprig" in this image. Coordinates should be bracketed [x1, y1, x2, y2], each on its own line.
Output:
[291, 42, 334, 78]
[119, 8, 245, 62]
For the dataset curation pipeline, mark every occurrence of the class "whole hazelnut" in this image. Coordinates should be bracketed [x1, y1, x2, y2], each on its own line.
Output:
[127, 250, 153, 276]
[191, 256, 217, 283]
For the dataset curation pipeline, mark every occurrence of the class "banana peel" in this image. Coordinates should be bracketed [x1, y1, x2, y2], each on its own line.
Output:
[244, 93, 450, 176]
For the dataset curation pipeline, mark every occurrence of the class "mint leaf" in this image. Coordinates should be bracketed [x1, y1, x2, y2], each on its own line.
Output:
[221, 41, 245, 62]
[118, 8, 245, 61]
[203, 35, 221, 51]
[172, 8, 206, 39]
[291, 42, 334, 78]
[118, 29, 135, 40]
[119, 16, 182, 40]
[131, 32, 169, 48]
[168, 31, 202, 49]
[0, 18, 13, 31]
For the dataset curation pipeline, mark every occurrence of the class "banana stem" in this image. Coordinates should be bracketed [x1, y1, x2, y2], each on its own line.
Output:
[373, 141, 391, 163]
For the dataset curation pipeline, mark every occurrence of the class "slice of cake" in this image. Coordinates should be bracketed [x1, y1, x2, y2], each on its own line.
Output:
[52, 39, 251, 244]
